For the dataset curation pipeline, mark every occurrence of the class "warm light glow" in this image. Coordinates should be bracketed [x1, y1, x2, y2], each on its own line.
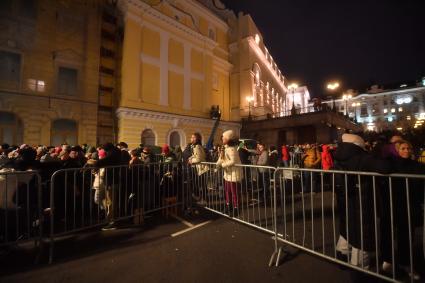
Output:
[246, 96, 254, 103]
[391, 108, 396, 113]
[342, 94, 352, 100]
[351, 102, 360, 107]
[254, 34, 260, 45]
[327, 82, 340, 90]
[407, 116, 411, 120]
[288, 83, 298, 90]
[383, 108, 388, 113]
[398, 107, 403, 112]
[396, 127, 403, 131]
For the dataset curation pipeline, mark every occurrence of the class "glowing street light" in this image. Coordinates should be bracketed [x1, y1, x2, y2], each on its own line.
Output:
[327, 82, 340, 90]
[288, 83, 298, 115]
[326, 81, 340, 111]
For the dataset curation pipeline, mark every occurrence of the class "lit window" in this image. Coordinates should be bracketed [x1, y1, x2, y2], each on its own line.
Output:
[27, 79, 45, 92]
[383, 108, 387, 114]
[398, 107, 403, 112]
[407, 116, 411, 120]
[391, 108, 396, 113]
[254, 34, 260, 45]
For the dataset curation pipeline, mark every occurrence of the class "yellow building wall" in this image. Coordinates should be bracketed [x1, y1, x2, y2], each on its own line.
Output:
[118, 116, 226, 149]
[141, 26, 160, 58]
[168, 71, 184, 109]
[121, 16, 142, 102]
[191, 49, 204, 73]
[140, 62, 160, 104]
[168, 39, 184, 66]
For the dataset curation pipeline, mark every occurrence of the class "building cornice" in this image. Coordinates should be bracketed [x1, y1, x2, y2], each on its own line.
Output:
[119, 0, 218, 52]
[183, 0, 229, 32]
[116, 107, 241, 129]
[212, 54, 233, 73]
[246, 36, 287, 94]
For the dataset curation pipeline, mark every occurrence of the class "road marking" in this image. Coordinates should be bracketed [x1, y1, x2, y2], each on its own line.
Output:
[171, 221, 212, 237]
[171, 214, 194, 228]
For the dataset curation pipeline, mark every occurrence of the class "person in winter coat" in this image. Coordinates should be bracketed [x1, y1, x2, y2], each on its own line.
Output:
[268, 146, 279, 167]
[380, 140, 423, 279]
[281, 145, 289, 167]
[321, 144, 334, 170]
[333, 134, 391, 269]
[302, 144, 321, 193]
[217, 130, 243, 216]
[254, 143, 269, 190]
[87, 143, 122, 230]
[161, 144, 175, 163]
[188, 133, 209, 204]
[188, 133, 209, 176]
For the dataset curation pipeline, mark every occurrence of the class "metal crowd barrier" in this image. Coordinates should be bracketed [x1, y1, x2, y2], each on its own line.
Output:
[269, 167, 425, 283]
[0, 170, 42, 250]
[189, 162, 277, 235]
[47, 162, 188, 263]
[2, 161, 423, 283]
[188, 163, 424, 282]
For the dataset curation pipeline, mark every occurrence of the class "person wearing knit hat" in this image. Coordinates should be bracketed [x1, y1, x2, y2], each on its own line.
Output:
[161, 144, 175, 163]
[216, 129, 242, 217]
[222, 130, 237, 141]
[333, 133, 392, 268]
[341, 134, 366, 150]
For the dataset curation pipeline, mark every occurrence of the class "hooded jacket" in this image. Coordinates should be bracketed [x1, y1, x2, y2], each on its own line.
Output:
[321, 145, 334, 170]
[333, 142, 391, 174]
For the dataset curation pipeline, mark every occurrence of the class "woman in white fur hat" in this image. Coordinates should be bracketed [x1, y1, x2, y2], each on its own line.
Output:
[216, 130, 243, 216]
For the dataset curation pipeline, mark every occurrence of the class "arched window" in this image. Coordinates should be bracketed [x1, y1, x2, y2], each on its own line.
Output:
[51, 119, 77, 146]
[141, 129, 156, 146]
[169, 131, 181, 147]
[0, 112, 23, 145]
[252, 63, 261, 87]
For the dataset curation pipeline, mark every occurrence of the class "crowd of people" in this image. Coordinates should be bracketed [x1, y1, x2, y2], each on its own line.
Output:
[0, 130, 424, 279]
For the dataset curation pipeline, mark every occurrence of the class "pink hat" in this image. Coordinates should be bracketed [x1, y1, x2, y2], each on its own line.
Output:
[98, 149, 106, 159]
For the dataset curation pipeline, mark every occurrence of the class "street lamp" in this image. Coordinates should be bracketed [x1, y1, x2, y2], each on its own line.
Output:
[327, 82, 340, 111]
[342, 94, 352, 116]
[288, 83, 298, 115]
[246, 96, 254, 119]
[351, 102, 360, 122]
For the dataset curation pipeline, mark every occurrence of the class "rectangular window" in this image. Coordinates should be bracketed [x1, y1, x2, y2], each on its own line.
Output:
[27, 79, 45, 92]
[360, 105, 368, 117]
[58, 67, 78, 96]
[0, 50, 21, 89]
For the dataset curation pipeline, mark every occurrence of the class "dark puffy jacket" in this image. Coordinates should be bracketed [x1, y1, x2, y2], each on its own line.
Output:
[333, 142, 391, 174]
[333, 142, 391, 250]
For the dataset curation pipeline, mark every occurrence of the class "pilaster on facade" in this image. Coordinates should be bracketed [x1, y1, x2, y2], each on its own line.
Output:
[159, 32, 169, 106]
[183, 44, 191, 110]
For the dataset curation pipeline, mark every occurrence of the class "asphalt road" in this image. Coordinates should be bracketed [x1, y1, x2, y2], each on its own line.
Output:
[0, 209, 389, 283]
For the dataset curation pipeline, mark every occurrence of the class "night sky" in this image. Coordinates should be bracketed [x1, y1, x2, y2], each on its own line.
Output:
[221, 0, 425, 98]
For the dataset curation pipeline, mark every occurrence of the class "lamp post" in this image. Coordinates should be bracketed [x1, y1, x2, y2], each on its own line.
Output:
[246, 96, 254, 120]
[351, 102, 360, 122]
[288, 83, 298, 115]
[326, 82, 340, 111]
[342, 94, 352, 116]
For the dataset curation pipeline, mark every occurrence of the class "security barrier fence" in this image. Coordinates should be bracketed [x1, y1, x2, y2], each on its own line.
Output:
[0, 163, 423, 282]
